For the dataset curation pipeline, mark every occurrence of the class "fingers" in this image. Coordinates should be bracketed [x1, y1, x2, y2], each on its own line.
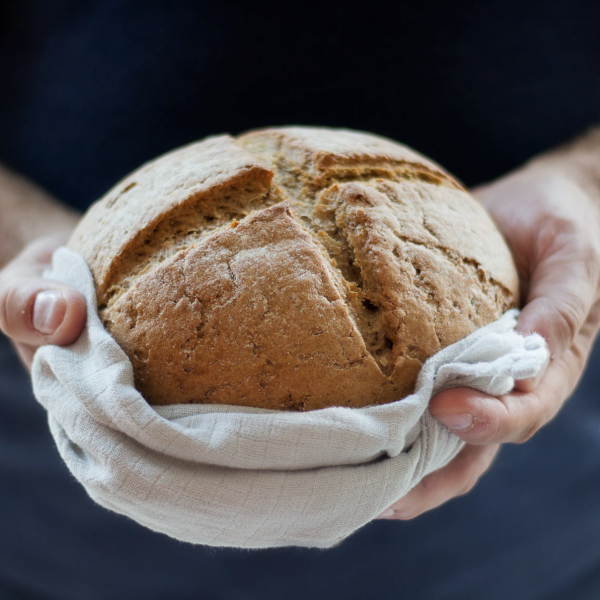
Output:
[477, 173, 600, 361]
[431, 295, 600, 445]
[429, 342, 586, 445]
[0, 276, 87, 347]
[512, 350, 549, 393]
[467, 174, 600, 444]
[516, 229, 600, 359]
[431, 388, 551, 445]
[376, 444, 500, 520]
[0, 237, 87, 349]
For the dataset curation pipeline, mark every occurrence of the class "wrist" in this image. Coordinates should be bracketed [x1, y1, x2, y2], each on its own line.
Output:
[0, 165, 80, 268]
[0, 216, 79, 270]
[523, 127, 600, 210]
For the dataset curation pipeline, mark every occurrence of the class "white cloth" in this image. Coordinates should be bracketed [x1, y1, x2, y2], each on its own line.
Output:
[32, 248, 549, 549]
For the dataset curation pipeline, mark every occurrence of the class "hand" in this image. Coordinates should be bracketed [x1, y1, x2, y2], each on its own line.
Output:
[377, 164, 600, 520]
[0, 234, 87, 370]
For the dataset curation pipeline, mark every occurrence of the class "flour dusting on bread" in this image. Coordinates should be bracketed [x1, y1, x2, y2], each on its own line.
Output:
[69, 127, 518, 410]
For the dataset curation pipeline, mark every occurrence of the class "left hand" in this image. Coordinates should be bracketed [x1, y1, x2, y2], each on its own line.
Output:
[0, 234, 87, 370]
[377, 163, 600, 520]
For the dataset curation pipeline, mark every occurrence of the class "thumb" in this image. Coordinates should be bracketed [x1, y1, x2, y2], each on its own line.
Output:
[0, 276, 87, 347]
[0, 236, 87, 349]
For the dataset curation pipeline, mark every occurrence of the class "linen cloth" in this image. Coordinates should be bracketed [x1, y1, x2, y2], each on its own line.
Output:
[32, 248, 549, 549]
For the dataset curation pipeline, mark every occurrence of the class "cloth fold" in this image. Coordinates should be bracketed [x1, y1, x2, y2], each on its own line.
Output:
[32, 248, 549, 549]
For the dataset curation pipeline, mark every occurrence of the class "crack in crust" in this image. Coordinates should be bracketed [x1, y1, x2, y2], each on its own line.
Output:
[71, 127, 519, 409]
[234, 135, 516, 398]
[307, 186, 514, 391]
[99, 184, 282, 318]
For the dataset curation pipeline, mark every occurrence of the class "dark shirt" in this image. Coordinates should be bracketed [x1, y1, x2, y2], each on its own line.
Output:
[1, 2, 600, 599]
[1, 0, 599, 208]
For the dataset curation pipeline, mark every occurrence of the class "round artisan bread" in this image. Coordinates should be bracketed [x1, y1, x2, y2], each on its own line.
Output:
[68, 127, 519, 411]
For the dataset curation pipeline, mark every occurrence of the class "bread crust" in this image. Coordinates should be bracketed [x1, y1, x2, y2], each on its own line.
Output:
[69, 127, 519, 410]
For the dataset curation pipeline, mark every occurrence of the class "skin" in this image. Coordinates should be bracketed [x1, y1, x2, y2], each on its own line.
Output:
[0, 165, 85, 366]
[1, 131, 600, 521]
[378, 130, 600, 519]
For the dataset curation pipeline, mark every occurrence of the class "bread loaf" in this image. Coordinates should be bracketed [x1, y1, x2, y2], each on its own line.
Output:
[69, 127, 519, 410]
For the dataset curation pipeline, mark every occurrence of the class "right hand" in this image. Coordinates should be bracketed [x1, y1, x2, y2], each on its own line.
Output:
[377, 163, 600, 521]
[0, 234, 87, 370]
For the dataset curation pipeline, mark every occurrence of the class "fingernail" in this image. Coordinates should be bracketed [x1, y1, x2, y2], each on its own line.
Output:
[377, 509, 395, 519]
[436, 412, 473, 431]
[33, 290, 67, 335]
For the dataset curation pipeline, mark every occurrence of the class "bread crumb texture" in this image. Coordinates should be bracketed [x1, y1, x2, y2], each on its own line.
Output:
[69, 127, 519, 410]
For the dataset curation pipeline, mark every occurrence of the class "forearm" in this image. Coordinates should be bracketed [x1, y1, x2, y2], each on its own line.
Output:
[0, 164, 80, 268]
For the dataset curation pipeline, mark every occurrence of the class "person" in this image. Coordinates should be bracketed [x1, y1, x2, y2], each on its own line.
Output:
[0, 1, 599, 598]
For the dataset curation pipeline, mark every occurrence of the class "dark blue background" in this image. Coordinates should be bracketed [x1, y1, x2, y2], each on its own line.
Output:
[0, 1, 599, 598]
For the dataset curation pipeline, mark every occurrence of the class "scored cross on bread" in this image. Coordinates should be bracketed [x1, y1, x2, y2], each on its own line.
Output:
[69, 127, 518, 410]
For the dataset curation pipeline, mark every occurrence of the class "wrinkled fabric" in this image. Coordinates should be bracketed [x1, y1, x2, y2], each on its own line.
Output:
[32, 248, 549, 548]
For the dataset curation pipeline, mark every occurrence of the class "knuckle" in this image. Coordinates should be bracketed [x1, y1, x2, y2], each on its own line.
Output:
[389, 501, 416, 520]
[515, 422, 539, 444]
[457, 456, 490, 496]
[571, 238, 600, 284]
[515, 394, 546, 444]
[552, 297, 584, 348]
[458, 478, 477, 496]
[395, 507, 420, 520]
[590, 299, 600, 325]
[458, 464, 484, 495]
[536, 217, 577, 257]
[0, 277, 47, 343]
[536, 215, 600, 277]
[584, 241, 600, 272]
[456, 475, 477, 496]
[478, 415, 502, 444]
